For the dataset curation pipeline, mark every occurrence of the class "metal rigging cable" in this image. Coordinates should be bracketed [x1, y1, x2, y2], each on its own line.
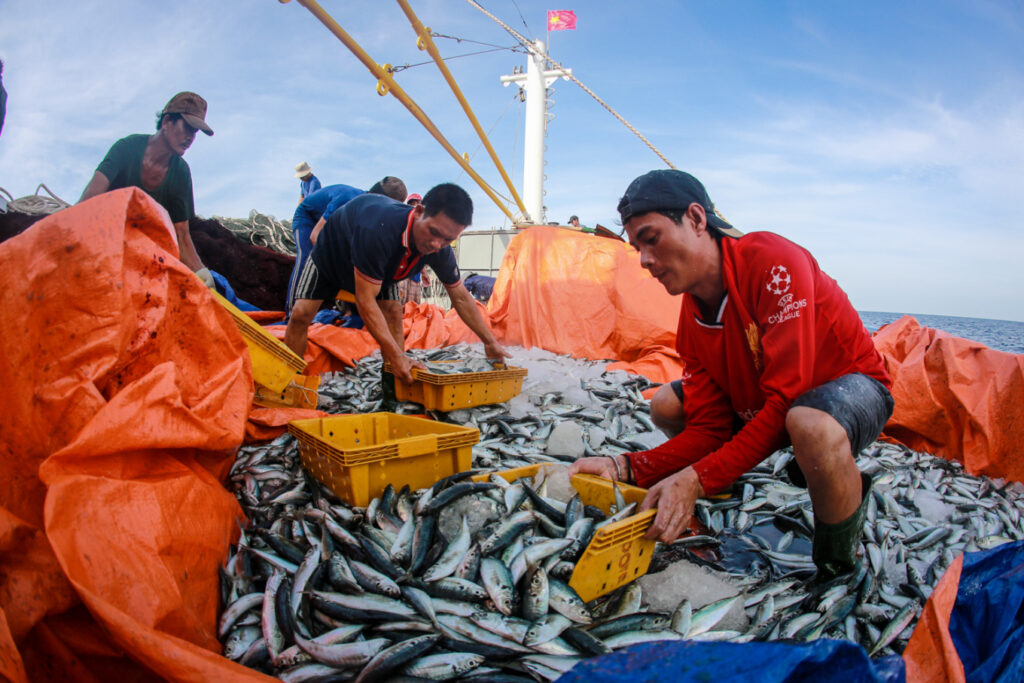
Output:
[430, 32, 522, 50]
[391, 45, 522, 73]
[508, 0, 534, 36]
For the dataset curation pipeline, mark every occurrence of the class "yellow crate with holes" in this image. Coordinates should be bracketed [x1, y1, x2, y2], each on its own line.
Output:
[288, 413, 479, 507]
[211, 291, 306, 393]
[383, 361, 528, 411]
[472, 464, 656, 602]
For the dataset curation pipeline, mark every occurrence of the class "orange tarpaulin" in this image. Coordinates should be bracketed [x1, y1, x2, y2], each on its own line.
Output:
[487, 226, 682, 376]
[902, 554, 967, 682]
[872, 315, 1024, 482]
[0, 190, 270, 681]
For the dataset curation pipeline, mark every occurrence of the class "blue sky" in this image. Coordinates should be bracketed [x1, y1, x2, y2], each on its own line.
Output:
[2, 1, 1022, 322]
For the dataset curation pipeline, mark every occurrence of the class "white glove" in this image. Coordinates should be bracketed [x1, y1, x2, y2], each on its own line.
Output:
[195, 267, 216, 289]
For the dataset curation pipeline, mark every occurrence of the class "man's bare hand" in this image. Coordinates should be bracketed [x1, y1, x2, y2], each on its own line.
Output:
[640, 466, 704, 543]
[387, 353, 425, 384]
[484, 340, 511, 363]
[568, 455, 622, 481]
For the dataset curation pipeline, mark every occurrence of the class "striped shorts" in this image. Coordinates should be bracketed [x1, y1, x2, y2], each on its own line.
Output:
[292, 257, 401, 303]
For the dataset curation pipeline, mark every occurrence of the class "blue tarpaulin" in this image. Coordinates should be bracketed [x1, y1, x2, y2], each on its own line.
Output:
[557, 639, 904, 683]
[949, 541, 1024, 682]
[211, 270, 259, 311]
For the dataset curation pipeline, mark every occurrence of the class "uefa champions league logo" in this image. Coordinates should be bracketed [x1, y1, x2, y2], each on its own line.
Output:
[767, 264, 791, 296]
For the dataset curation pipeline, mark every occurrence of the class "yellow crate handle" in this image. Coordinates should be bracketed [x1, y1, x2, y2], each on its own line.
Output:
[396, 435, 439, 458]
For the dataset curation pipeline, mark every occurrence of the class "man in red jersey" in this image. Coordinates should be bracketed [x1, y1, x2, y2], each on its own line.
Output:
[569, 170, 893, 581]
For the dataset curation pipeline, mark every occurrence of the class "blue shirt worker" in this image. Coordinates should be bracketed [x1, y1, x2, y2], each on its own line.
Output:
[294, 161, 321, 202]
[284, 183, 509, 382]
[286, 177, 408, 313]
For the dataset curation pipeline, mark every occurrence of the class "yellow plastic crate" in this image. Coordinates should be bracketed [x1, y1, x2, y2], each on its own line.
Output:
[211, 291, 306, 393]
[472, 465, 656, 602]
[254, 375, 321, 410]
[383, 360, 528, 411]
[289, 413, 480, 507]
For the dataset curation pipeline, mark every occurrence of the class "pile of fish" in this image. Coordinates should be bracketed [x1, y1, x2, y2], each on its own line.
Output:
[221, 344, 1024, 680]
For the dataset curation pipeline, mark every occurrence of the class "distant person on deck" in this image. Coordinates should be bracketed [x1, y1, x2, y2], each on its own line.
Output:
[295, 162, 321, 203]
[80, 91, 215, 288]
[569, 169, 894, 584]
[284, 183, 509, 382]
[285, 177, 407, 314]
[569, 215, 580, 228]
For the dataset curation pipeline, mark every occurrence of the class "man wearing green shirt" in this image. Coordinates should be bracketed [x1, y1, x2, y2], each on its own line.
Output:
[80, 92, 215, 287]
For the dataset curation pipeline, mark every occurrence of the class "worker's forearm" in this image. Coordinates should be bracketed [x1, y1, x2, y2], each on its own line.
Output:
[310, 217, 327, 245]
[379, 300, 405, 352]
[79, 171, 110, 204]
[174, 220, 205, 271]
[358, 295, 404, 360]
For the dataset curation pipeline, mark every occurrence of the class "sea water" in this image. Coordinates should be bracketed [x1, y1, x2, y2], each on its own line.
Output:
[858, 311, 1024, 355]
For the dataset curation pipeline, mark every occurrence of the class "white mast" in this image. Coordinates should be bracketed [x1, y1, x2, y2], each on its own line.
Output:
[500, 40, 571, 224]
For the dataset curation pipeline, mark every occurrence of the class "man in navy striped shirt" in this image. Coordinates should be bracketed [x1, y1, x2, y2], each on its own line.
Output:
[284, 183, 508, 381]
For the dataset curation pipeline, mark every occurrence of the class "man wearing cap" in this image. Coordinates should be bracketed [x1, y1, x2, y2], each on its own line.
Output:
[569, 170, 893, 584]
[285, 178, 408, 314]
[284, 182, 509, 382]
[80, 91, 215, 287]
[295, 162, 321, 203]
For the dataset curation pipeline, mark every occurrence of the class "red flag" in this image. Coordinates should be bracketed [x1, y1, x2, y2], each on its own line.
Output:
[547, 10, 577, 31]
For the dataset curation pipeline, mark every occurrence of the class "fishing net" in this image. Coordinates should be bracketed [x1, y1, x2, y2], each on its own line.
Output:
[213, 209, 295, 256]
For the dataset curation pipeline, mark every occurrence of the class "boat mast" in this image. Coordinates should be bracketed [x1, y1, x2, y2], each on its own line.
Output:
[501, 40, 570, 225]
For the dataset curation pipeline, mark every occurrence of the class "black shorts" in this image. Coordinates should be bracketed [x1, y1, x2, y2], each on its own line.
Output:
[791, 373, 894, 457]
[669, 372, 893, 456]
[293, 257, 401, 302]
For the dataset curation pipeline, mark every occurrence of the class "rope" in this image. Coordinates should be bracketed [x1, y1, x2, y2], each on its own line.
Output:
[213, 210, 296, 255]
[0, 184, 72, 215]
[463, 0, 677, 170]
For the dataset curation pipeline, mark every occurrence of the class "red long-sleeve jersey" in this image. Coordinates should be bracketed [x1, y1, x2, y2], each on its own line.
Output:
[629, 232, 890, 494]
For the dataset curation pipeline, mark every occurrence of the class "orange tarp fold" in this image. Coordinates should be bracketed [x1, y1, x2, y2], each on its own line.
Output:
[0, 189, 271, 681]
[873, 315, 1024, 482]
[246, 406, 328, 443]
[902, 554, 967, 682]
[487, 226, 682, 379]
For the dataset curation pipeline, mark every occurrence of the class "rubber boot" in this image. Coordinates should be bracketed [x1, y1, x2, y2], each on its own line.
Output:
[811, 472, 873, 583]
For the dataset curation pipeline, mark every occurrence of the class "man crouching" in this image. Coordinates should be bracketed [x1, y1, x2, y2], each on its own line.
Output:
[569, 169, 893, 583]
